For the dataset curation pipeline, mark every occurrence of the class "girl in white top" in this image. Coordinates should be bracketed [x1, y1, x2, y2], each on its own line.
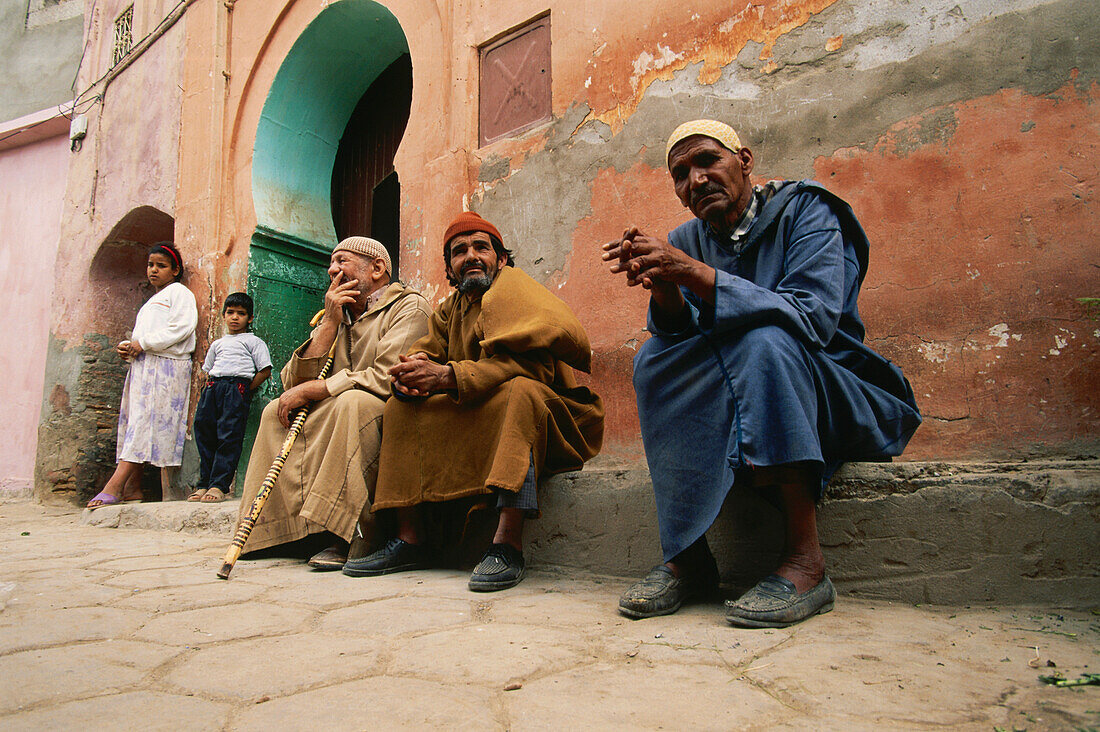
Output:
[87, 242, 198, 509]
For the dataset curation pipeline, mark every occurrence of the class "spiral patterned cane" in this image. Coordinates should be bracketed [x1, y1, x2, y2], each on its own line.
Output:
[217, 310, 334, 579]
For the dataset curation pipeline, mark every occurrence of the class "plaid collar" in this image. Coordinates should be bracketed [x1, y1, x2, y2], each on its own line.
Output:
[727, 188, 760, 246]
[722, 181, 785, 252]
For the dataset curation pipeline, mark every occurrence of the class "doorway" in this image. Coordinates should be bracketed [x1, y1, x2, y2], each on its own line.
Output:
[331, 53, 412, 279]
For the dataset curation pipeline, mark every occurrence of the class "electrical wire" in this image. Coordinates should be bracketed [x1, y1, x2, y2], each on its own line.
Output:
[70, 0, 190, 109]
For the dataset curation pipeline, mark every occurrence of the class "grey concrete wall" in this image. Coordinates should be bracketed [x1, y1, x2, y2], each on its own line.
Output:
[0, 0, 83, 123]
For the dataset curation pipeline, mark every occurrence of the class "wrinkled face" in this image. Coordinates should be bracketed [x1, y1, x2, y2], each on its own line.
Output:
[223, 305, 252, 334]
[146, 252, 179, 290]
[447, 231, 506, 295]
[328, 249, 369, 283]
[668, 136, 754, 235]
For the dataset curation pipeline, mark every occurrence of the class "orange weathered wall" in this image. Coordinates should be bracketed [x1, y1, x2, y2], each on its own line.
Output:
[202, 0, 1100, 462]
[468, 0, 1100, 462]
[36, 0, 1100, 502]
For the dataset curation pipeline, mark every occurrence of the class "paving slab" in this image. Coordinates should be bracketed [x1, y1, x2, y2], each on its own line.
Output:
[503, 662, 794, 729]
[132, 602, 317, 647]
[229, 677, 495, 731]
[3, 574, 131, 611]
[162, 633, 388, 700]
[114, 577, 266, 613]
[320, 595, 474, 637]
[0, 604, 147, 654]
[1, 691, 231, 732]
[0, 501, 1096, 729]
[0, 640, 180, 713]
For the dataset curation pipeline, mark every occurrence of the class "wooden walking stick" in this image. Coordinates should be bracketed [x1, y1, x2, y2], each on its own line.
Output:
[217, 309, 336, 579]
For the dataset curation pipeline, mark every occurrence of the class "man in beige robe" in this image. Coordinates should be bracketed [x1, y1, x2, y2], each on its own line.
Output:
[237, 237, 431, 569]
[342, 212, 604, 591]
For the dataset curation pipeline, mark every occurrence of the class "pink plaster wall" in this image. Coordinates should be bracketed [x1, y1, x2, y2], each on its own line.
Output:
[52, 16, 184, 345]
[0, 132, 69, 496]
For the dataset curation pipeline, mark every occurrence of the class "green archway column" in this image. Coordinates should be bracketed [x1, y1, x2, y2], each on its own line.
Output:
[237, 0, 410, 488]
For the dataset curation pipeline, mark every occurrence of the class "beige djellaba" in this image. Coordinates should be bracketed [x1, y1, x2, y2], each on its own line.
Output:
[237, 281, 431, 553]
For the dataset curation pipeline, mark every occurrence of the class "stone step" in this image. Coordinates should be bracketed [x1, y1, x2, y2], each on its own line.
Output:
[81, 459, 1100, 607]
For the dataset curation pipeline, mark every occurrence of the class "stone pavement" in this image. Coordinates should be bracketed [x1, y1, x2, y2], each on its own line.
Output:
[1, 501, 1097, 730]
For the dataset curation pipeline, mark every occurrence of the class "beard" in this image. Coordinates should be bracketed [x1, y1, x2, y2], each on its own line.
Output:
[457, 272, 493, 294]
[456, 260, 495, 294]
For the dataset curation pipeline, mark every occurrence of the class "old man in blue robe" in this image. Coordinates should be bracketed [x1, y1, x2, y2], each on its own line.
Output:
[603, 120, 921, 627]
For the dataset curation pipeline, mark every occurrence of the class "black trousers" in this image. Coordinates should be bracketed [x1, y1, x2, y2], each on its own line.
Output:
[194, 376, 252, 493]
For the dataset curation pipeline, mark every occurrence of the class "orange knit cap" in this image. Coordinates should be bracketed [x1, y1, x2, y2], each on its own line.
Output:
[443, 211, 502, 249]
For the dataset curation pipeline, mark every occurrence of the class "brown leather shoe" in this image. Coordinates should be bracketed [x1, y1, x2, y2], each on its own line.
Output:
[307, 545, 348, 571]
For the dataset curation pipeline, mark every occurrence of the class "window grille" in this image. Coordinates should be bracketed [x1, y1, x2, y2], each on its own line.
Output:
[112, 6, 134, 67]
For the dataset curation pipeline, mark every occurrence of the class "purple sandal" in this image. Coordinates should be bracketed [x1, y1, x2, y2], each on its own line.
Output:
[86, 492, 121, 510]
[86, 492, 140, 510]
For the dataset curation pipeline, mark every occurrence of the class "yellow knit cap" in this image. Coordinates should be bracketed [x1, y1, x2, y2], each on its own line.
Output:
[665, 120, 742, 166]
[332, 236, 392, 274]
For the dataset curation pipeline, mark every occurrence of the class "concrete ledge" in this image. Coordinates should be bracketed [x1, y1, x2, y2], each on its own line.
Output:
[82, 499, 240, 535]
[531, 459, 1100, 607]
[79, 460, 1100, 607]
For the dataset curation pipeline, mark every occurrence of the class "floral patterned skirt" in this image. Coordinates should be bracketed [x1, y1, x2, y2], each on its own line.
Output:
[116, 353, 192, 467]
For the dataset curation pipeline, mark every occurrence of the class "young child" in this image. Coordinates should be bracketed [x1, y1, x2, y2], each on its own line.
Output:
[189, 292, 272, 503]
[87, 242, 198, 509]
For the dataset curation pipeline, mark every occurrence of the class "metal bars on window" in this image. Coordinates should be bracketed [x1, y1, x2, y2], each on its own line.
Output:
[112, 6, 134, 67]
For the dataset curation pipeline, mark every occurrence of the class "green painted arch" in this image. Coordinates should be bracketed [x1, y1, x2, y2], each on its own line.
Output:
[251, 0, 410, 250]
[238, 1, 411, 488]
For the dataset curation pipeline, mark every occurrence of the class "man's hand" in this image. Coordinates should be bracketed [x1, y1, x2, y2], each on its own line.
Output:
[276, 380, 330, 428]
[389, 352, 456, 397]
[603, 227, 716, 318]
[323, 271, 360, 324]
[604, 228, 710, 290]
[302, 272, 360, 359]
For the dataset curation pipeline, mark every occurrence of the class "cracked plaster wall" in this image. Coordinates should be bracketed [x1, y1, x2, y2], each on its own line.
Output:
[468, 0, 1099, 462]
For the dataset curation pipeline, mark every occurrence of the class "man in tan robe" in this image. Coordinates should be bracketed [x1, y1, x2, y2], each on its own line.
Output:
[342, 212, 604, 591]
[237, 237, 431, 569]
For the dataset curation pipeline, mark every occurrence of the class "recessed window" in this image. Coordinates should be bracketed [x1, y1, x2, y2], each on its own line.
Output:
[112, 6, 134, 67]
[479, 15, 552, 147]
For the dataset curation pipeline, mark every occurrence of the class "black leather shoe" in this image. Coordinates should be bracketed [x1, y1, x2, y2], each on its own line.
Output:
[468, 543, 526, 592]
[341, 538, 428, 577]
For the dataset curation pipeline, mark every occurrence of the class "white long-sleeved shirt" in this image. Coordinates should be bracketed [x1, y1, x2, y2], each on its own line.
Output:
[132, 281, 198, 359]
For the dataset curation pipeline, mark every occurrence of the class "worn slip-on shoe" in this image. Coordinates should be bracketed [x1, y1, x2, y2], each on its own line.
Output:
[307, 546, 347, 571]
[618, 565, 691, 619]
[725, 574, 835, 628]
[341, 538, 428, 577]
[468, 543, 526, 592]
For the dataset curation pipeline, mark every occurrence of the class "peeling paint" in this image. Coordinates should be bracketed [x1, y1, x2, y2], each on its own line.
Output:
[918, 341, 951, 363]
[987, 323, 1012, 348]
[629, 45, 683, 92]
